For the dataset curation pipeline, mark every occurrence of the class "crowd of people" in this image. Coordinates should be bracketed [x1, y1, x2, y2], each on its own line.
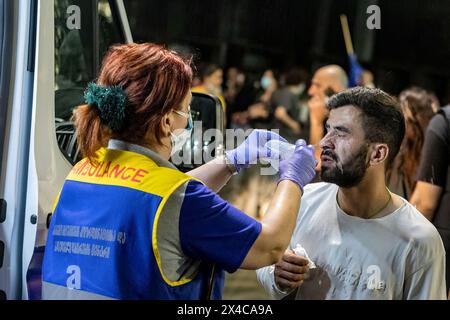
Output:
[192, 62, 450, 299]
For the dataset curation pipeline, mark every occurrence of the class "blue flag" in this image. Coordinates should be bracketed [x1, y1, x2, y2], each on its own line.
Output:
[348, 53, 364, 87]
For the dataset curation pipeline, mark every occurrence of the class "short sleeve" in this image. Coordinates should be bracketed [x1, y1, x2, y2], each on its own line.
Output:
[403, 257, 447, 300]
[179, 180, 262, 273]
[416, 114, 449, 187]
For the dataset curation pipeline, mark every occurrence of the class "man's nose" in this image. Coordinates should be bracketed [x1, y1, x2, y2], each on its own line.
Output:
[319, 132, 334, 150]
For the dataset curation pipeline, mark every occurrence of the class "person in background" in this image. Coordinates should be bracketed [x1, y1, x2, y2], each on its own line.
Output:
[307, 65, 348, 165]
[192, 63, 227, 113]
[224, 67, 246, 107]
[270, 68, 308, 142]
[226, 68, 254, 130]
[257, 87, 446, 300]
[246, 69, 278, 130]
[387, 87, 436, 199]
[410, 104, 450, 298]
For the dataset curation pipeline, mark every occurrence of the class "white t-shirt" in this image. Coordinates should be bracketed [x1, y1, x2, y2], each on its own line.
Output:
[257, 182, 447, 300]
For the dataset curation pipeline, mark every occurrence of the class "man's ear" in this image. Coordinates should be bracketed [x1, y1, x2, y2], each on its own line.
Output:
[369, 143, 389, 166]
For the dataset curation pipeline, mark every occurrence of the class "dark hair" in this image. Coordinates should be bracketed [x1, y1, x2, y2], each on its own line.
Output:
[73, 43, 193, 161]
[327, 87, 405, 166]
[388, 87, 435, 190]
[284, 67, 308, 86]
[197, 63, 222, 81]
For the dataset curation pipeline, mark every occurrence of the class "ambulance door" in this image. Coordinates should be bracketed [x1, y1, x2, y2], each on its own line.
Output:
[23, 0, 130, 300]
[0, 0, 39, 300]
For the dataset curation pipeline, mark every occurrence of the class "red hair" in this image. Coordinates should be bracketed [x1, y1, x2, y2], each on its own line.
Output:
[73, 43, 193, 161]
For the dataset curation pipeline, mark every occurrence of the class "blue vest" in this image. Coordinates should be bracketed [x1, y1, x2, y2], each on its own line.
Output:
[42, 147, 220, 299]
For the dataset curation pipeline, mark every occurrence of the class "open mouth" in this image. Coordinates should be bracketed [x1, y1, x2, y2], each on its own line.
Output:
[320, 155, 334, 164]
[320, 152, 336, 165]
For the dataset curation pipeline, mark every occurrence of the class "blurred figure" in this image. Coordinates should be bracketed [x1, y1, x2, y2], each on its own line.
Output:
[307, 65, 348, 164]
[387, 87, 436, 199]
[259, 69, 278, 105]
[192, 63, 227, 112]
[227, 69, 278, 130]
[224, 67, 246, 106]
[246, 69, 278, 129]
[410, 104, 450, 296]
[270, 68, 308, 142]
[225, 68, 253, 130]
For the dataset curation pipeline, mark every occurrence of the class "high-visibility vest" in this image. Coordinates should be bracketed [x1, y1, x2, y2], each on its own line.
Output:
[42, 147, 216, 299]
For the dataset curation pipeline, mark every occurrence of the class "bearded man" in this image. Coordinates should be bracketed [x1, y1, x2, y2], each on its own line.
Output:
[257, 87, 446, 300]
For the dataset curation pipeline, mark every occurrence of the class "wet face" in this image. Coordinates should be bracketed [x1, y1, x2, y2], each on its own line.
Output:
[319, 106, 370, 188]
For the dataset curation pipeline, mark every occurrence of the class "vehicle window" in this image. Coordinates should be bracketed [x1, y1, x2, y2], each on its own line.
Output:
[54, 0, 125, 164]
[98, 0, 123, 60]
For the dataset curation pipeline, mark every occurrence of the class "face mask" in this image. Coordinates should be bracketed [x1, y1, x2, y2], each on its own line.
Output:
[261, 76, 272, 90]
[170, 129, 192, 156]
[170, 112, 193, 156]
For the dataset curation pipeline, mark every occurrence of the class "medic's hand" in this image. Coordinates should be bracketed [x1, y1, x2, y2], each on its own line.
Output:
[275, 250, 310, 293]
[225, 129, 287, 173]
[278, 139, 316, 192]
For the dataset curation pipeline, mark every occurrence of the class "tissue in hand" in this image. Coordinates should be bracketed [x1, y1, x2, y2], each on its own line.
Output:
[293, 244, 316, 269]
[269, 244, 316, 274]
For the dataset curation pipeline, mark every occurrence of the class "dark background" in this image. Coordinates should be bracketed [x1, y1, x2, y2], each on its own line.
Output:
[124, 0, 450, 105]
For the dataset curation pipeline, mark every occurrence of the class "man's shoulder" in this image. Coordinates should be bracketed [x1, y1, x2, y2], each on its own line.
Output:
[394, 199, 443, 249]
[393, 199, 446, 277]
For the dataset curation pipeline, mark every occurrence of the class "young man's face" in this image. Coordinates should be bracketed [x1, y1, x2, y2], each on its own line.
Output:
[319, 105, 370, 188]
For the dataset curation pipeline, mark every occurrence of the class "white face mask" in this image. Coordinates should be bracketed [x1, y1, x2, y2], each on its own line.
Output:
[170, 106, 193, 156]
[170, 128, 192, 156]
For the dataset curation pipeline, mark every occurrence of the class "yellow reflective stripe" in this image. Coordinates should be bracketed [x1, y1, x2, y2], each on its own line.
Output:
[152, 177, 196, 287]
[66, 148, 196, 198]
[52, 190, 62, 213]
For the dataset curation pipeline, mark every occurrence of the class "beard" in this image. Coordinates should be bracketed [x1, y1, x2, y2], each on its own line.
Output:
[320, 144, 369, 188]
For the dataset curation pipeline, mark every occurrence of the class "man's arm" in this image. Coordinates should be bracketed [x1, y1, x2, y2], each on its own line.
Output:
[307, 96, 328, 165]
[410, 182, 443, 220]
[411, 113, 448, 220]
[274, 106, 301, 134]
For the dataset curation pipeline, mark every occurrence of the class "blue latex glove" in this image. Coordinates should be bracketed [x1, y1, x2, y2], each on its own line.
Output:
[278, 139, 317, 192]
[225, 129, 288, 173]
